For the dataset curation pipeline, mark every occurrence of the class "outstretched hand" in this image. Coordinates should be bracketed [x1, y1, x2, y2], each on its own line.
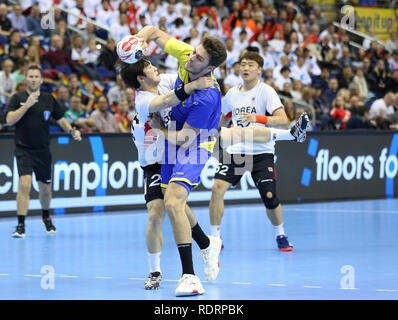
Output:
[71, 127, 82, 141]
[192, 76, 216, 90]
[148, 113, 165, 130]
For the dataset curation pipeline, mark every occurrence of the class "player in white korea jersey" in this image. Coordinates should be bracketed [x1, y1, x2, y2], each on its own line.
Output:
[119, 57, 216, 290]
[210, 51, 310, 251]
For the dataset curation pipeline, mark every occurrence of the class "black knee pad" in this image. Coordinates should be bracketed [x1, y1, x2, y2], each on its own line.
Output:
[256, 178, 280, 210]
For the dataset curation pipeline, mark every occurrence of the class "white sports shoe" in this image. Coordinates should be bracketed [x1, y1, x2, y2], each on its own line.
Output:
[200, 235, 222, 282]
[175, 274, 205, 297]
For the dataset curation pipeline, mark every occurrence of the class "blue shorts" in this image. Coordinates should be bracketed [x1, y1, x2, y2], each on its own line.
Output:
[161, 139, 214, 193]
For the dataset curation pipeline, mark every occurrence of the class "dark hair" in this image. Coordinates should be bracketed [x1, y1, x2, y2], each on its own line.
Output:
[239, 51, 264, 68]
[281, 66, 291, 74]
[25, 65, 42, 76]
[246, 46, 260, 53]
[357, 106, 369, 117]
[201, 36, 227, 68]
[119, 57, 151, 89]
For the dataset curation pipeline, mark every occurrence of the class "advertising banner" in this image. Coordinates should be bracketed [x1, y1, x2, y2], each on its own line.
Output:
[1, 132, 398, 216]
[354, 7, 398, 41]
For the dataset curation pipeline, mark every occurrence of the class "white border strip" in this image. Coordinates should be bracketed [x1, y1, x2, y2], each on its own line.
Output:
[0, 190, 260, 212]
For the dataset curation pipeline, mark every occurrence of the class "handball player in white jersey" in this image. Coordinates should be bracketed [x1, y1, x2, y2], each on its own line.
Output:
[119, 57, 215, 290]
[210, 51, 310, 251]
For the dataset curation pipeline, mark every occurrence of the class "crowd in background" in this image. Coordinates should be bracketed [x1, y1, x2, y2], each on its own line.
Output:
[0, 0, 398, 134]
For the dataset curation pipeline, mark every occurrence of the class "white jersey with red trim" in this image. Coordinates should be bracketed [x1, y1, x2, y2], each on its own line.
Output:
[222, 81, 284, 155]
[132, 73, 176, 167]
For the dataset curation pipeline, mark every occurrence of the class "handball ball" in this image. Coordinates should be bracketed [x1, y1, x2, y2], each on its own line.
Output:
[116, 35, 145, 64]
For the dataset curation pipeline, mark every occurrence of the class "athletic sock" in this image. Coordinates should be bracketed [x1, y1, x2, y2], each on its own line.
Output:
[42, 210, 50, 220]
[18, 215, 25, 225]
[210, 225, 221, 238]
[177, 243, 194, 275]
[148, 252, 161, 274]
[274, 224, 285, 237]
[269, 128, 294, 141]
[191, 223, 210, 250]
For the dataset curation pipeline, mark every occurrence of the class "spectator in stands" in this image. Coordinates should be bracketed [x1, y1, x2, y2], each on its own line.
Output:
[388, 50, 398, 71]
[387, 69, 398, 93]
[369, 92, 396, 120]
[225, 37, 240, 70]
[8, 44, 25, 68]
[275, 66, 292, 91]
[368, 59, 388, 98]
[323, 77, 339, 107]
[80, 80, 96, 113]
[26, 4, 46, 37]
[273, 55, 290, 81]
[291, 79, 303, 101]
[291, 56, 312, 86]
[5, 30, 22, 56]
[353, 67, 369, 100]
[80, 21, 97, 43]
[277, 83, 291, 103]
[111, 12, 130, 42]
[26, 45, 40, 66]
[345, 106, 375, 130]
[283, 99, 295, 122]
[113, 98, 131, 133]
[7, 3, 28, 36]
[214, 0, 229, 19]
[64, 95, 96, 131]
[71, 34, 102, 81]
[98, 37, 117, 73]
[96, 0, 114, 31]
[313, 84, 329, 114]
[50, 18, 72, 50]
[57, 85, 70, 109]
[68, 0, 88, 30]
[0, 3, 12, 39]
[91, 95, 118, 133]
[71, 34, 85, 64]
[125, 87, 135, 115]
[385, 33, 398, 54]
[0, 59, 16, 106]
[338, 46, 353, 69]
[68, 74, 80, 96]
[107, 74, 126, 105]
[337, 66, 353, 90]
[223, 61, 242, 93]
[45, 34, 72, 70]
[12, 58, 27, 85]
[312, 67, 330, 91]
[81, 37, 100, 66]
[234, 30, 249, 54]
[330, 96, 351, 130]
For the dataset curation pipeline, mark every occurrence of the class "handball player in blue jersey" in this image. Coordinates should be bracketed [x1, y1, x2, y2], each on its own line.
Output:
[136, 26, 227, 296]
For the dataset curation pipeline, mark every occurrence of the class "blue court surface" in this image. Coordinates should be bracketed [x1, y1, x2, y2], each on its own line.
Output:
[1, 198, 398, 300]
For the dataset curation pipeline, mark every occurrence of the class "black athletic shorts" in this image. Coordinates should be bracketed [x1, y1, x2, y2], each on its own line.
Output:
[15, 145, 52, 184]
[214, 152, 277, 187]
[142, 163, 164, 204]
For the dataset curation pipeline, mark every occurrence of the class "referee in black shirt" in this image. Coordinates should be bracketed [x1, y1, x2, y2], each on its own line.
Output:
[6, 65, 82, 238]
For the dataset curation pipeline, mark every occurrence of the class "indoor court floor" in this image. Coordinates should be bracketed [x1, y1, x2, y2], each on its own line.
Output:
[1, 198, 397, 300]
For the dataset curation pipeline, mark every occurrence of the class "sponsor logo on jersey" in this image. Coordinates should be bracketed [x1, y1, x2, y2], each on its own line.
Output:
[43, 111, 51, 121]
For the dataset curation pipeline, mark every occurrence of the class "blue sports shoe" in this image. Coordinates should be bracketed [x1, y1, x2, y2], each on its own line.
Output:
[276, 235, 293, 251]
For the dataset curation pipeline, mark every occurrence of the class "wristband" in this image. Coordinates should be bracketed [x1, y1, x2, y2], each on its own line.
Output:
[175, 83, 189, 101]
[255, 115, 268, 125]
